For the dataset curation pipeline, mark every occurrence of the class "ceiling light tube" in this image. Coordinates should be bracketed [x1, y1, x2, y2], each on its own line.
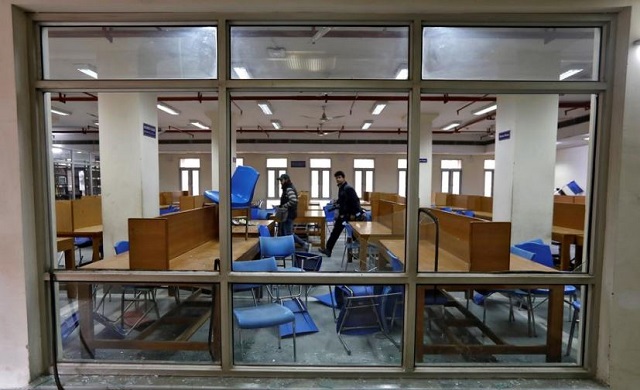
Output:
[361, 120, 373, 130]
[371, 102, 387, 115]
[156, 102, 181, 116]
[311, 27, 332, 44]
[395, 66, 408, 80]
[76, 64, 98, 79]
[51, 107, 72, 116]
[442, 122, 461, 131]
[233, 66, 251, 79]
[472, 104, 497, 116]
[559, 69, 583, 80]
[257, 101, 274, 115]
[271, 120, 282, 130]
[189, 120, 210, 130]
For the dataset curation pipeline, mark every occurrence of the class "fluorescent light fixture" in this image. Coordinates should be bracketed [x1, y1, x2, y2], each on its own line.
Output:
[311, 27, 332, 44]
[76, 64, 98, 79]
[472, 104, 497, 116]
[271, 120, 282, 130]
[233, 66, 251, 79]
[395, 66, 408, 80]
[361, 120, 373, 130]
[584, 136, 590, 141]
[371, 102, 387, 115]
[189, 120, 209, 130]
[51, 147, 63, 154]
[156, 102, 181, 116]
[93, 120, 99, 126]
[51, 107, 72, 116]
[559, 69, 583, 80]
[257, 101, 273, 115]
[442, 121, 461, 131]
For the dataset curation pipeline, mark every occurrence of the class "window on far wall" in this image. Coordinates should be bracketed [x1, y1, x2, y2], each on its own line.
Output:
[398, 158, 407, 198]
[266, 158, 287, 208]
[180, 158, 200, 196]
[235, 157, 244, 166]
[440, 159, 461, 195]
[354, 158, 374, 199]
[484, 159, 495, 197]
[310, 158, 331, 205]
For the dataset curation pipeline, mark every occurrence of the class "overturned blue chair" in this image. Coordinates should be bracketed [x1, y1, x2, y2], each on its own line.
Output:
[204, 165, 260, 240]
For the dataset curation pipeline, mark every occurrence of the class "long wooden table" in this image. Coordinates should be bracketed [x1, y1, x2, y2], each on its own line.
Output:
[350, 221, 404, 271]
[379, 239, 563, 362]
[57, 224, 103, 263]
[77, 238, 259, 359]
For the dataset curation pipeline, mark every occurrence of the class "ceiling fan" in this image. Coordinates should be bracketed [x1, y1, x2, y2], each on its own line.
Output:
[305, 123, 340, 137]
[302, 105, 345, 124]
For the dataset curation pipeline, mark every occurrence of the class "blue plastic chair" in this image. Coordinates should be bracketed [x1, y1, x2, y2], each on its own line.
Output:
[258, 225, 271, 237]
[456, 210, 475, 217]
[203, 165, 260, 208]
[566, 299, 582, 356]
[231, 256, 297, 361]
[259, 235, 297, 268]
[74, 237, 93, 264]
[114, 240, 130, 255]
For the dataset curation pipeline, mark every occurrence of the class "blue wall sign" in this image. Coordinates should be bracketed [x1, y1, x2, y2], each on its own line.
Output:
[419, 158, 428, 163]
[143, 123, 156, 139]
[498, 130, 511, 141]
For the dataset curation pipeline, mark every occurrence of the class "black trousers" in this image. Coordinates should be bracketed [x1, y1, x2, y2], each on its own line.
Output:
[325, 215, 350, 253]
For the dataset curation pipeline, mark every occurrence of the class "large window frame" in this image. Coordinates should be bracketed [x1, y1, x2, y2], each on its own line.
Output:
[35, 13, 608, 379]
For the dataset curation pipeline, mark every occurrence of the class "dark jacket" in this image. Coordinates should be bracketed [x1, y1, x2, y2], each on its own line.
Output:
[336, 181, 361, 218]
[279, 181, 298, 220]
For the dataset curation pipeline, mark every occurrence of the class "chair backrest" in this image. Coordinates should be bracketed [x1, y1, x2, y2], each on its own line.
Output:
[232, 256, 279, 272]
[510, 245, 535, 260]
[515, 241, 554, 267]
[322, 204, 336, 222]
[386, 250, 404, 272]
[258, 224, 271, 237]
[114, 240, 130, 255]
[259, 235, 296, 259]
[230, 166, 260, 206]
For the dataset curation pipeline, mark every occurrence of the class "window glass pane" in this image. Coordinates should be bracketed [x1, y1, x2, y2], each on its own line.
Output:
[397, 158, 407, 169]
[235, 157, 244, 166]
[452, 171, 461, 195]
[311, 170, 319, 198]
[181, 170, 189, 192]
[310, 158, 331, 168]
[422, 27, 600, 81]
[365, 170, 374, 192]
[180, 158, 200, 168]
[321, 170, 330, 198]
[441, 159, 461, 169]
[42, 26, 217, 80]
[484, 159, 495, 170]
[484, 171, 493, 197]
[441, 172, 449, 193]
[355, 171, 363, 197]
[354, 158, 375, 169]
[192, 170, 200, 195]
[398, 170, 406, 197]
[267, 158, 287, 168]
[267, 170, 276, 197]
[230, 26, 408, 79]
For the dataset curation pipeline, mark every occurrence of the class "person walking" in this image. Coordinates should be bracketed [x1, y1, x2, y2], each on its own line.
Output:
[318, 170, 363, 257]
[277, 174, 311, 251]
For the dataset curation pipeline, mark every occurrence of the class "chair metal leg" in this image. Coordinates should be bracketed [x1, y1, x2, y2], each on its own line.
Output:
[566, 307, 580, 356]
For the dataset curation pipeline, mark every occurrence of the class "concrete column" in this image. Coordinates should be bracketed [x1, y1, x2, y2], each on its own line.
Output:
[98, 93, 159, 255]
[419, 113, 437, 207]
[493, 95, 559, 244]
[206, 110, 219, 190]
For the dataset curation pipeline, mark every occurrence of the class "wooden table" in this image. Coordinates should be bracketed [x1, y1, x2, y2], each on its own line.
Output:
[296, 210, 327, 250]
[57, 224, 103, 263]
[232, 220, 275, 237]
[57, 237, 77, 298]
[379, 239, 563, 363]
[350, 221, 403, 271]
[552, 226, 583, 271]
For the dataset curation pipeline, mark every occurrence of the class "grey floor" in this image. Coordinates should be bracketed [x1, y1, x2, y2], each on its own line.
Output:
[37, 230, 603, 389]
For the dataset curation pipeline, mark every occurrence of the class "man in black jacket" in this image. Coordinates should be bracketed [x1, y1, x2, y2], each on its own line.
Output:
[318, 170, 363, 257]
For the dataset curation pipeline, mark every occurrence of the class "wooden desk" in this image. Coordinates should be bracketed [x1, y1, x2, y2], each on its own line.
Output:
[57, 237, 77, 298]
[57, 224, 103, 263]
[232, 220, 274, 237]
[552, 226, 583, 271]
[297, 210, 327, 250]
[350, 221, 403, 271]
[473, 211, 493, 221]
[379, 239, 562, 363]
[81, 238, 259, 271]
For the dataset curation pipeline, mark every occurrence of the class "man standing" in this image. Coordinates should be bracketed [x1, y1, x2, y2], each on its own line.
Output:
[278, 174, 310, 251]
[318, 170, 363, 257]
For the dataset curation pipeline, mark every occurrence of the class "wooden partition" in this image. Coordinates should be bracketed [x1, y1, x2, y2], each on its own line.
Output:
[433, 192, 450, 206]
[369, 192, 406, 220]
[55, 196, 102, 233]
[553, 202, 585, 230]
[55, 200, 73, 233]
[554, 195, 586, 205]
[297, 191, 309, 215]
[129, 206, 219, 270]
[159, 192, 173, 206]
[377, 199, 406, 235]
[179, 195, 205, 211]
[422, 208, 511, 272]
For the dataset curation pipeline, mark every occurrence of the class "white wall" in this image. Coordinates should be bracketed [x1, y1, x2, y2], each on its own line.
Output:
[555, 145, 589, 194]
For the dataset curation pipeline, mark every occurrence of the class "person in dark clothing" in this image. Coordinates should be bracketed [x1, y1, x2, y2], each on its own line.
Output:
[318, 170, 363, 257]
[277, 174, 310, 251]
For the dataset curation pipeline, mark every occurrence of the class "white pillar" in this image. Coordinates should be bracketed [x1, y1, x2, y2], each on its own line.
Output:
[98, 93, 159, 255]
[493, 95, 559, 244]
[206, 110, 219, 190]
[419, 113, 437, 207]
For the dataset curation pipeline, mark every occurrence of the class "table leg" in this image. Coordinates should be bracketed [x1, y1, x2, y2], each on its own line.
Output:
[77, 283, 95, 358]
[415, 286, 426, 362]
[545, 286, 564, 362]
[358, 237, 369, 271]
[63, 247, 77, 298]
[91, 236, 102, 262]
[559, 235, 575, 271]
[319, 220, 326, 250]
